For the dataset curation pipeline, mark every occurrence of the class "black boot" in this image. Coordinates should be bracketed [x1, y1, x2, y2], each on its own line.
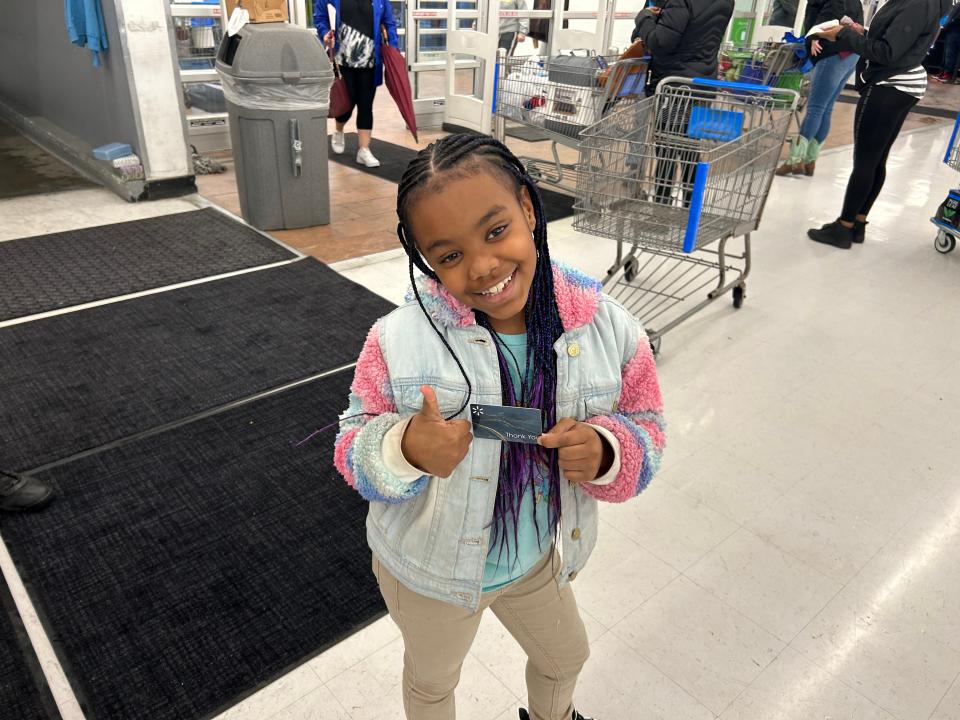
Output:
[0, 470, 53, 512]
[853, 220, 867, 244]
[519, 710, 595, 720]
[808, 221, 855, 249]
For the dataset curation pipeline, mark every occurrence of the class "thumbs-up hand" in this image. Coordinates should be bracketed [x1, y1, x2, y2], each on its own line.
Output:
[401, 386, 473, 478]
[538, 418, 612, 484]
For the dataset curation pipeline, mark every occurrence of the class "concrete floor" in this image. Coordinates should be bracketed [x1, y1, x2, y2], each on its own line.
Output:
[0, 119, 96, 200]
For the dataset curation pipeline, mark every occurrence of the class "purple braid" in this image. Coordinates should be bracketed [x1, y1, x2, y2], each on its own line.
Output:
[395, 134, 564, 566]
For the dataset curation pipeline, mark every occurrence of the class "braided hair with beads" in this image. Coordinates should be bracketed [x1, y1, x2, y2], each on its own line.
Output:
[396, 134, 564, 570]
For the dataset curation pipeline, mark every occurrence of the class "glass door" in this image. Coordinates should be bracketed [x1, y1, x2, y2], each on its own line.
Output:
[443, 0, 496, 133]
[605, 0, 643, 53]
[171, 0, 229, 151]
[406, 0, 484, 129]
[551, 0, 611, 54]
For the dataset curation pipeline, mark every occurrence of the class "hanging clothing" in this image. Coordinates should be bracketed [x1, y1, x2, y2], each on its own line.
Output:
[65, 0, 109, 67]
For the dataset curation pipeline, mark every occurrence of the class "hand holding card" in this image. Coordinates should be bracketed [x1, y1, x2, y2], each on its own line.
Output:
[538, 417, 613, 484]
[471, 404, 543, 444]
[402, 386, 473, 478]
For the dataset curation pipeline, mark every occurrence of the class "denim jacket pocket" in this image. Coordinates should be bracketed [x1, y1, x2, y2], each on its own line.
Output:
[581, 386, 622, 420]
[395, 382, 471, 419]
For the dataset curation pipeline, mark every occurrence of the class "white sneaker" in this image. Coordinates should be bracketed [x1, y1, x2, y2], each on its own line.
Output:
[331, 131, 345, 154]
[356, 147, 380, 168]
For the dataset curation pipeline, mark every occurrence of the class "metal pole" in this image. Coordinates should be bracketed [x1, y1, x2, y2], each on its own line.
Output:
[494, 47, 507, 142]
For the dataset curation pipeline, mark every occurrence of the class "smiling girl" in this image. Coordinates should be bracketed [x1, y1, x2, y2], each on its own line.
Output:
[333, 134, 665, 720]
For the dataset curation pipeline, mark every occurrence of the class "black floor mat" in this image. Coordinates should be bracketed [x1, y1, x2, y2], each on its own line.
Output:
[0, 208, 297, 322]
[0, 258, 395, 472]
[505, 125, 551, 143]
[0, 573, 60, 720]
[0, 376, 384, 720]
[328, 133, 575, 221]
[0, 118, 97, 200]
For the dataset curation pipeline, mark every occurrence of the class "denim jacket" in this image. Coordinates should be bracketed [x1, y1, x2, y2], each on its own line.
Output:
[334, 262, 665, 610]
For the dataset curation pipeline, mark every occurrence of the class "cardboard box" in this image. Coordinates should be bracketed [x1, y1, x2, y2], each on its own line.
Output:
[225, 0, 289, 23]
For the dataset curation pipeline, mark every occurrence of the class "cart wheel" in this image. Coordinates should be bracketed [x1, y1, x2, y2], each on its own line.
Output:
[624, 257, 640, 283]
[732, 285, 745, 309]
[935, 230, 957, 254]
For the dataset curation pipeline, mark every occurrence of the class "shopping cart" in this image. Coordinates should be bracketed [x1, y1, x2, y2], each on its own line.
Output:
[492, 49, 648, 190]
[720, 40, 810, 112]
[930, 112, 960, 254]
[573, 76, 799, 353]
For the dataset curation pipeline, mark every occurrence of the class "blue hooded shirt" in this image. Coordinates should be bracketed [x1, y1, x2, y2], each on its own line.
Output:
[65, 0, 109, 67]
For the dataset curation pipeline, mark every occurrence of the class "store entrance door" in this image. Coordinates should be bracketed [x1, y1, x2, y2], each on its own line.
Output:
[443, 0, 501, 133]
[442, 0, 621, 134]
[404, 0, 632, 133]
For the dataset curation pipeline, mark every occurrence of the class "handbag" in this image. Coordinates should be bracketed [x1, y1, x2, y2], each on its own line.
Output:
[327, 51, 352, 119]
[548, 50, 604, 87]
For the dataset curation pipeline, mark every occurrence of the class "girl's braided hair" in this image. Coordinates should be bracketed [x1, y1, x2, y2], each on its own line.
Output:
[395, 134, 563, 567]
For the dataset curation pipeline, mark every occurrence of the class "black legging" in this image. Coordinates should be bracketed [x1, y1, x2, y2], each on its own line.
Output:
[841, 84, 918, 222]
[647, 83, 700, 207]
[336, 66, 377, 131]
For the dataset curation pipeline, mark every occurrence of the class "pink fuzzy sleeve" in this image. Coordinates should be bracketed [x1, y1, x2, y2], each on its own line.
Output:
[333, 322, 429, 503]
[582, 338, 665, 503]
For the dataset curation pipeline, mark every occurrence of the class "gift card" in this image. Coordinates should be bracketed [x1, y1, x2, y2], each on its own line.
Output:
[470, 404, 543, 444]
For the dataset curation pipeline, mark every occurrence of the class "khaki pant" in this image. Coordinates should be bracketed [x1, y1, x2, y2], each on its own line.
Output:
[372, 551, 589, 720]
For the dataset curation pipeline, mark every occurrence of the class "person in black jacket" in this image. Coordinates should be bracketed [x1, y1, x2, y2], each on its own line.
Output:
[776, 0, 865, 176]
[631, 0, 735, 205]
[632, 0, 735, 92]
[808, 0, 950, 248]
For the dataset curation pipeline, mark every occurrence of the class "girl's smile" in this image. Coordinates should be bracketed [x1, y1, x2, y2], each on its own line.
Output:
[474, 267, 517, 304]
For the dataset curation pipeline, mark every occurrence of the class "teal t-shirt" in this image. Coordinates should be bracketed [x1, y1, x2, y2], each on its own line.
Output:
[482, 332, 553, 592]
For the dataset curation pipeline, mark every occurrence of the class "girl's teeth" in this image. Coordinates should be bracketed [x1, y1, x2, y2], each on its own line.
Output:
[482, 272, 512, 295]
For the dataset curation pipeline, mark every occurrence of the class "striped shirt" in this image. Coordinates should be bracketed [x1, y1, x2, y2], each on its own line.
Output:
[876, 65, 928, 98]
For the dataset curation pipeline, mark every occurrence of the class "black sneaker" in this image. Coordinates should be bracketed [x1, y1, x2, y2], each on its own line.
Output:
[518, 710, 594, 720]
[0, 470, 53, 512]
[853, 220, 867, 244]
[808, 221, 854, 249]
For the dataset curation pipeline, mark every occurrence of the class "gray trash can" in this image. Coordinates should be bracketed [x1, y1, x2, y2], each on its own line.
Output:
[216, 24, 334, 230]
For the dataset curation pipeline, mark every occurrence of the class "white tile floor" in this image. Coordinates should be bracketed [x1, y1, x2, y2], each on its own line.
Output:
[1, 121, 958, 720]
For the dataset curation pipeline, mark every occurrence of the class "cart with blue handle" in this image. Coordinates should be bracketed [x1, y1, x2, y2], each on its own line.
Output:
[931, 112, 960, 254]
[573, 76, 799, 353]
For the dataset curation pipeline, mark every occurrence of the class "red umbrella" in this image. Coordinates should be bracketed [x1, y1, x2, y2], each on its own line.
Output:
[381, 28, 419, 143]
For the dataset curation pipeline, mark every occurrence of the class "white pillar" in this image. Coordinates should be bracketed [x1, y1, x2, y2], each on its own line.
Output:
[113, 0, 192, 181]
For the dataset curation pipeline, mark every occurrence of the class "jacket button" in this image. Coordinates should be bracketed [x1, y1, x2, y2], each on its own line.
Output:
[567, 343, 580, 357]
[568, 570, 578, 581]
[571, 528, 581, 540]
